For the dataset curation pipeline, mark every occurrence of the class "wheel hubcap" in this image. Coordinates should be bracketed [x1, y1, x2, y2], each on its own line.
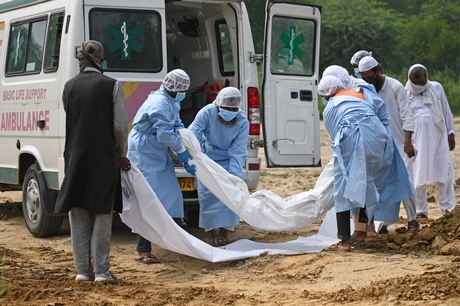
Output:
[26, 178, 40, 225]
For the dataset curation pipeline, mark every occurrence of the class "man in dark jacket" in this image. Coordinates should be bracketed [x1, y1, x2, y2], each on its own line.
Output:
[55, 40, 130, 282]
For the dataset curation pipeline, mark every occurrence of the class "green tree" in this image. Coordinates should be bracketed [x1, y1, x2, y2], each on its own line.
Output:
[398, 0, 460, 78]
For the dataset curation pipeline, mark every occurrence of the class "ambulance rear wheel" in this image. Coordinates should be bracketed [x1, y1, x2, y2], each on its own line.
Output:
[22, 164, 63, 237]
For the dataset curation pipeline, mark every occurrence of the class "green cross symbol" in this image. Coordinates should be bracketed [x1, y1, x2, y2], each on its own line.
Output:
[10, 31, 24, 67]
[279, 26, 304, 65]
[107, 19, 144, 60]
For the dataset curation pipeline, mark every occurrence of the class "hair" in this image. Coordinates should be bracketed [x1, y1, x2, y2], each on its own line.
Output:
[411, 66, 427, 79]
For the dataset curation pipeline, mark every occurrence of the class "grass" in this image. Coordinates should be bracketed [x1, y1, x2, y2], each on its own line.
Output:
[260, 171, 270, 177]
[0, 251, 21, 298]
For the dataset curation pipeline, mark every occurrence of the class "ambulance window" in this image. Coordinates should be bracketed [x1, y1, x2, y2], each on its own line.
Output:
[215, 20, 234, 76]
[44, 12, 64, 72]
[6, 18, 47, 75]
[270, 17, 316, 76]
[89, 9, 162, 72]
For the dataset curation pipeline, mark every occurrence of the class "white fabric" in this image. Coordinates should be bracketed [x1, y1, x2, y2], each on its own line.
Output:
[358, 56, 378, 72]
[402, 79, 456, 214]
[377, 76, 417, 221]
[178, 128, 335, 231]
[216, 87, 242, 108]
[163, 69, 190, 92]
[119, 164, 339, 262]
[350, 50, 372, 65]
[410, 113, 454, 188]
[406, 83, 445, 132]
[415, 182, 456, 215]
[322, 65, 353, 89]
[318, 76, 345, 97]
[402, 81, 455, 135]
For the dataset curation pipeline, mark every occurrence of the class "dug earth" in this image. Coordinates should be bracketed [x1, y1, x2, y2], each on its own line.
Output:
[1, 119, 460, 305]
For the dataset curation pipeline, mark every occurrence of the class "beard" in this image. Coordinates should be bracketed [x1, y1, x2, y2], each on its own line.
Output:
[218, 115, 237, 126]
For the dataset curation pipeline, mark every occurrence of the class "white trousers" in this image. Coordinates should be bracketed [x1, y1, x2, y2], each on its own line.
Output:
[415, 183, 456, 216]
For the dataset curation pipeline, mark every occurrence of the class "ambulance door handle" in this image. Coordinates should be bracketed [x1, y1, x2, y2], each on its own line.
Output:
[37, 120, 46, 129]
[299, 90, 312, 101]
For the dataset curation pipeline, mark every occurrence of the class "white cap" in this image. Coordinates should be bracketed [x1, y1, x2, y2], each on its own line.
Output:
[350, 50, 372, 65]
[318, 75, 345, 97]
[216, 87, 242, 109]
[163, 69, 190, 92]
[322, 65, 353, 89]
[358, 56, 378, 72]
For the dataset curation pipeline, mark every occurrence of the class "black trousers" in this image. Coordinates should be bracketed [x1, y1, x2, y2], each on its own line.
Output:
[336, 207, 370, 240]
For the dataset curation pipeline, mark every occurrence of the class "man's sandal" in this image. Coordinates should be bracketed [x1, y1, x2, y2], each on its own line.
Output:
[327, 242, 351, 252]
[215, 228, 230, 246]
[135, 253, 160, 264]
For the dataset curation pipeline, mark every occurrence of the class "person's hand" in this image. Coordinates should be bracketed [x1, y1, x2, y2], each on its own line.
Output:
[184, 163, 196, 176]
[448, 133, 455, 151]
[404, 142, 415, 158]
[177, 149, 193, 164]
[119, 156, 131, 171]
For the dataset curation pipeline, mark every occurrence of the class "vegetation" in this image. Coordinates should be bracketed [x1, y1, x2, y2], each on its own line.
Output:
[0, 251, 21, 298]
[245, 0, 460, 114]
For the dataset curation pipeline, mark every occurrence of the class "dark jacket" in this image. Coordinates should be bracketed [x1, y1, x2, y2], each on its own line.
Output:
[55, 70, 122, 214]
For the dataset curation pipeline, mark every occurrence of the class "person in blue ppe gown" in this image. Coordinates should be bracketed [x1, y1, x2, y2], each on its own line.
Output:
[318, 75, 413, 251]
[188, 87, 249, 246]
[127, 69, 196, 264]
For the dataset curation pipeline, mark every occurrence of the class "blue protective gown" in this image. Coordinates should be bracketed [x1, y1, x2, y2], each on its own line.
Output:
[127, 86, 185, 218]
[358, 85, 415, 222]
[323, 93, 388, 219]
[188, 103, 249, 229]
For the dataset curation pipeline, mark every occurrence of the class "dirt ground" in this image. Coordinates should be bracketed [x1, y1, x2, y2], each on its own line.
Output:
[2, 119, 460, 306]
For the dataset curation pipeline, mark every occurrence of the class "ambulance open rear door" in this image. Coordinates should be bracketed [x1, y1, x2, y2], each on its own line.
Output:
[261, 1, 321, 167]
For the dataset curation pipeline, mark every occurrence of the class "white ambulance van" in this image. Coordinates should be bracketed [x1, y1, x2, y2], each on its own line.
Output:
[0, 0, 321, 237]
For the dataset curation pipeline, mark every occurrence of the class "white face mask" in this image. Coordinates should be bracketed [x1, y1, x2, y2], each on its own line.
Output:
[408, 82, 428, 95]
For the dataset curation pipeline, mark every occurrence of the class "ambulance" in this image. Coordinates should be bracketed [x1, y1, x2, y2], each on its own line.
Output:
[0, 0, 321, 237]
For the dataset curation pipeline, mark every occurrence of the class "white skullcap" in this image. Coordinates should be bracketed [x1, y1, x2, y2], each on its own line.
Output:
[163, 69, 190, 92]
[216, 87, 242, 109]
[358, 56, 378, 72]
[322, 65, 353, 89]
[318, 75, 345, 97]
[350, 50, 372, 65]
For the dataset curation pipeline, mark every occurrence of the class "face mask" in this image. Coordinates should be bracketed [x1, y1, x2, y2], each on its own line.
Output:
[102, 60, 107, 69]
[409, 83, 428, 95]
[322, 97, 329, 106]
[367, 75, 383, 92]
[354, 68, 362, 79]
[219, 109, 238, 121]
[175, 92, 186, 103]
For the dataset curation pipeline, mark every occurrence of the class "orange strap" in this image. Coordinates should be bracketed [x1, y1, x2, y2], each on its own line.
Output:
[335, 88, 364, 100]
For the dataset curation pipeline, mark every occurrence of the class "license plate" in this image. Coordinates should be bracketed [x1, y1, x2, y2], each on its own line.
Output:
[178, 177, 194, 191]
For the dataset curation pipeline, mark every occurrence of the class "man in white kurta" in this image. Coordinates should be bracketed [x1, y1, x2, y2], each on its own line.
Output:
[401, 64, 456, 218]
[358, 56, 419, 232]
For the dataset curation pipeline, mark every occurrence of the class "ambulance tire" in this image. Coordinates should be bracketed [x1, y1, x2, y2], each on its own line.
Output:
[22, 164, 63, 238]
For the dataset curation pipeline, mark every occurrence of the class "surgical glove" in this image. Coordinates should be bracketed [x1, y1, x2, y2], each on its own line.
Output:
[177, 149, 193, 164]
[184, 163, 196, 176]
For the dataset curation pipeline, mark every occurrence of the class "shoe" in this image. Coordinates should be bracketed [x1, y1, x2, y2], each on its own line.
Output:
[75, 274, 93, 281]
[95, 271, 117, 282]
[408, 220, 421, 233]
[416, 213, 428, 219]
[378, 225, 388, 235]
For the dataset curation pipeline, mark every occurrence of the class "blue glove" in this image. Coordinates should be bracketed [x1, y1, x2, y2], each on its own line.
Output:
[184, 163, 196, 176]
[177, 149, 193, 164]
